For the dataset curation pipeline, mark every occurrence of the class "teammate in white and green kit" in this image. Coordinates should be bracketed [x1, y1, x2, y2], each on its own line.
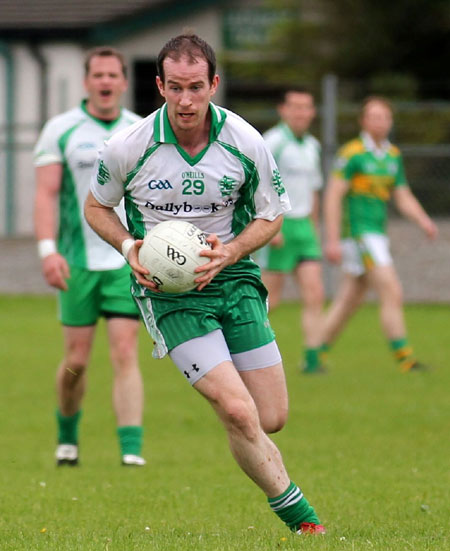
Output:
[259, 88, 326, 374]
[85, 34, 325, 535]
[34, 47, 146, 466]
[323, 96, 438, 372]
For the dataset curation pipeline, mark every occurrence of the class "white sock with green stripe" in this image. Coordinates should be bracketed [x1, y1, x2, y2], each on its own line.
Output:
[268, 481, 320, 531]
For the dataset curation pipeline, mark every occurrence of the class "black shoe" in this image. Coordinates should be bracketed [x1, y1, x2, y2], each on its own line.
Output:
[300, 363, 328, 375]
[401, 360, 430, 373]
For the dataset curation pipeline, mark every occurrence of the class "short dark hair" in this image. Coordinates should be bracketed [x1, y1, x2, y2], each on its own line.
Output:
[84, 46, 127, 78]
[157, 34, 216, 84]
[360, 95, 394, 117]
[278, 86, 314, 105]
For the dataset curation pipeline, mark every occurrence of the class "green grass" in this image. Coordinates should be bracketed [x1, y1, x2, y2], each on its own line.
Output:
[0, 296, 448, 550]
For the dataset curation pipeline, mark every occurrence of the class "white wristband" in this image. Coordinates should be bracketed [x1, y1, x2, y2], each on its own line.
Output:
[121, 238, 135, 261]
[37, 239, 57, 259]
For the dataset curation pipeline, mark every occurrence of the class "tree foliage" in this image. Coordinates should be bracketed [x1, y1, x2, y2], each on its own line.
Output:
[225, 0, 450, 99]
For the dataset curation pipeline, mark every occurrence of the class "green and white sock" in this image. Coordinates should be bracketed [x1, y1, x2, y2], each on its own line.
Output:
[268, 481, 320, 531]
[117, 426, 143, 457]
[57, 409, 81, 445]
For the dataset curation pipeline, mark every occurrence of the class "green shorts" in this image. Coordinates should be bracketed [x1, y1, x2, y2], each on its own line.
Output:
[260, 217, 322, 273]
[58, 264, 139, 326]
[132, 260, 276, 359]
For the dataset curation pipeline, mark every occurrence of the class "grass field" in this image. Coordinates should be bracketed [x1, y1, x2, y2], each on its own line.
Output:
[0, 295, 448, 551]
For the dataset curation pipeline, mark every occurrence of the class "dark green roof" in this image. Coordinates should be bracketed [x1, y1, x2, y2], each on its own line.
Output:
[0, 0, 226, 41]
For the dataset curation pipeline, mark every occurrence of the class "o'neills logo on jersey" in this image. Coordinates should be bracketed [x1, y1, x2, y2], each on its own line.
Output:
[147, 179, 173, 190]
[144, 200, 233, 215]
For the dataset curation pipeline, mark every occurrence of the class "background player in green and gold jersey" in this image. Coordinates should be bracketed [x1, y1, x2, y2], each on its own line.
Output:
[323, 96, 438, 372]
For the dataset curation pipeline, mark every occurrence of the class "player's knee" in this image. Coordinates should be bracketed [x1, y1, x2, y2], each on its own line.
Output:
[303, 280, 325, 308]
[65, 346, 89, 372]
[260, 407, 288, 434]
[268, 294, 281, 311]
[110, 340, 138, 372]
[394, 283, 404, 305]
[63, 359, 87, 379]
[383, 280, 403, 306]
[222, 398, 259, 441]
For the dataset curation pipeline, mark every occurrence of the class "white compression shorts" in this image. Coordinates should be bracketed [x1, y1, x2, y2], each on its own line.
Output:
[169, 329, 282, 385]
[341, 233, 393, 276]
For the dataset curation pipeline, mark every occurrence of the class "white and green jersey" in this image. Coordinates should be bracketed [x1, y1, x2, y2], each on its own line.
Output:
[264, 122, 322, 218]
[34, 100, 141, 270]
[90, 103, 290, 243]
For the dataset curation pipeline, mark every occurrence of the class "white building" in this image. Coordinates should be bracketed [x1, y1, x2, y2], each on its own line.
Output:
[0, 0, 227, 236]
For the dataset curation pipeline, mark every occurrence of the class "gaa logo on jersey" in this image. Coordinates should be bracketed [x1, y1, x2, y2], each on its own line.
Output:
[148, 179, 173, 190]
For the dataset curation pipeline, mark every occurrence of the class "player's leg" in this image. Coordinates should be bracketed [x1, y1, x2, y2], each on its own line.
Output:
[258, 220, 295, 311]
[106, 317, 145, 464]
[57, 325, 96, 416]
[321, 273, 368, 346]
[367, 264, 405, 337]
[55, 326, 96, 465]
[170, 332, 323, 534]
[360, 234, 424, 372]
[102, 266, 145, 465]
[321, 237, 369, 361]
[261, 271, 285, 310]
[55, 267, 100, 465]
[238, 361, 288, 434]
[295, 260, 325, 373]
[366, 264, 421, 371]
[196, 362, 322, 533]
[162, 276, 324, 534]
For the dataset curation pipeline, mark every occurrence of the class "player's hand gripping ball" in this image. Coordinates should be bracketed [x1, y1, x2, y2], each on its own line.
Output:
[138, 220, 211, 293]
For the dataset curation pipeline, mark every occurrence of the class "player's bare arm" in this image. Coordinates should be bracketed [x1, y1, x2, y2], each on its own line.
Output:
[324, 176, 348, 263]
[393, 186, 438, 240]
[34, 164, 70, 290]
[195, 215, 283, 290]
[84, 192, 157, 291]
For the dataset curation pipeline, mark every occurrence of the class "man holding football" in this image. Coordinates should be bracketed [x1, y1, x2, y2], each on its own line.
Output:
[34, 46, 146, 467]
[85, 34, 325, 535]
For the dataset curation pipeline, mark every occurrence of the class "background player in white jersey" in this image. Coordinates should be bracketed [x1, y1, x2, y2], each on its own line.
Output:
[84, 34, 325, 535]
[260, 88, 326, 374]
[34, 47, 146, 466]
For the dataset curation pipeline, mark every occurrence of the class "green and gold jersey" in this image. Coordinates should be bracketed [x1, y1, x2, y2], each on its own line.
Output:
[332, 132, 408, 237]
[34, 100, 141, 270]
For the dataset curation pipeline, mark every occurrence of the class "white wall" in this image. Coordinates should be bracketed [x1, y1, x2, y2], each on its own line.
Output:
[41, 44, 85, 117]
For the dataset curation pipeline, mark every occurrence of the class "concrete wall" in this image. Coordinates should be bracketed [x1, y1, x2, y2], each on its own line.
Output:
[1, 218, 449, 302]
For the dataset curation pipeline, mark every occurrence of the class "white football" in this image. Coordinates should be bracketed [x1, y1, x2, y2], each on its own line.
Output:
[138, 220, 211, 293]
